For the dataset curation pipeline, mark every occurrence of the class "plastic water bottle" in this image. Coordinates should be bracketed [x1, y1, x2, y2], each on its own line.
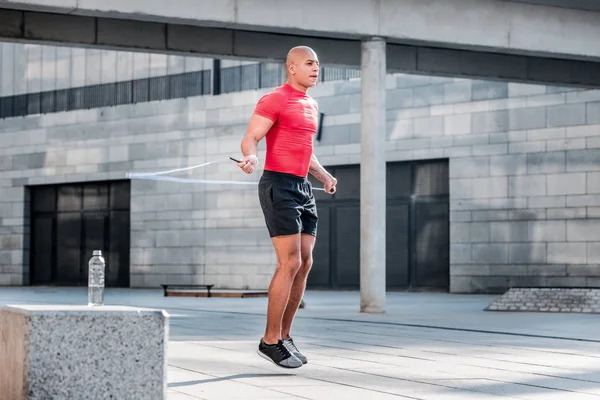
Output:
[88, 250, 105, 306]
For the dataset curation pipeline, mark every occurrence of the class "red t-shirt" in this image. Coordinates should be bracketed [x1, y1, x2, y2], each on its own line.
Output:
[253, 83, 318, 178]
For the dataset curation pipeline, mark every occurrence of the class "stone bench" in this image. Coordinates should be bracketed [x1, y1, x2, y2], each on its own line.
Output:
[0, 305, 169, 400]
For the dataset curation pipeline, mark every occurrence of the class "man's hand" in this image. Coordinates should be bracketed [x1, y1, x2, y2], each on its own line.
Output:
[324, 176, 337, 194]
[237, 155, 258, 174]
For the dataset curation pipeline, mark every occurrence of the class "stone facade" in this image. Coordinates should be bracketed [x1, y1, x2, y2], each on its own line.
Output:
[1, 69, 600, 292]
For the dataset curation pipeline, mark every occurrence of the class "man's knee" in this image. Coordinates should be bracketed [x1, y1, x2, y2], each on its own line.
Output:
[278, 252, 302, 275]
[298, 255, 313, 276]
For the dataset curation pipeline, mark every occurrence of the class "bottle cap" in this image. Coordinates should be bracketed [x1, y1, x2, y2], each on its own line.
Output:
[93, 250, 102, 256]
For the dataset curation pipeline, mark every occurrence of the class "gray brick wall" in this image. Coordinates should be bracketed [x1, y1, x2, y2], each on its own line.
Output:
[1, 72, 600, 292]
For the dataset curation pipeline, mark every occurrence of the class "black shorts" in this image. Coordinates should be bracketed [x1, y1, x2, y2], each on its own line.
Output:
[258, 170, 318, 238]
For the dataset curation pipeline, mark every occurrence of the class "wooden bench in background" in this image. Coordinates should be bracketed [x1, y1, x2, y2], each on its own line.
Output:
[161, 284, 214, 297]
[160, 284, 269, 298]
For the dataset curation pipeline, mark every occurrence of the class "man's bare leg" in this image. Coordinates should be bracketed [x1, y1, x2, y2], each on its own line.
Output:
[263, 233, 302, 345]
[281, 233, 315, 340]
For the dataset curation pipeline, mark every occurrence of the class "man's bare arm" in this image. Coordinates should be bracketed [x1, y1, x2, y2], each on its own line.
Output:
[237, 114, 274, 174]
[309, 153, 337, 194]
[308, 154, 331, 183]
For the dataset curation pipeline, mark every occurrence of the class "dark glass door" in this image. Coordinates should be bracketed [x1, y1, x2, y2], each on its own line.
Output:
[308, 160, 449, 291]
[30, 180, 130, 287]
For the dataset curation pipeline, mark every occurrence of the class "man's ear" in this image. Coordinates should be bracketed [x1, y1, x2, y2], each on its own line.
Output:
[288, 62, 295, 75]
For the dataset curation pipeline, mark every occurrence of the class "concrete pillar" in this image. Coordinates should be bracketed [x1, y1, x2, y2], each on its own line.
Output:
[360, 37, 386, 313]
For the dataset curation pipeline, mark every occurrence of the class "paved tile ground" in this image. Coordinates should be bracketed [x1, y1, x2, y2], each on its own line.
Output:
[1, 287, 599, 399]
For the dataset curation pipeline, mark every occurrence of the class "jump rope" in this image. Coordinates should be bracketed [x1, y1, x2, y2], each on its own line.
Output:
[125, 157, 329, 191]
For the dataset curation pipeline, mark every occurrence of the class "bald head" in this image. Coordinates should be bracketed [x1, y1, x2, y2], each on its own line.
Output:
[285, 46, 320, 91]
[286, 46, 318, 65]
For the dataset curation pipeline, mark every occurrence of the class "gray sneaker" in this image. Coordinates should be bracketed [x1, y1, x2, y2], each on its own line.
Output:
[283, 337, 307, 364]
[257, 339, 303, 368]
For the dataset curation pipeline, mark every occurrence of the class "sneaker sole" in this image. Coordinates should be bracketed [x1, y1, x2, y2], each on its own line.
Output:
[256, 350, 302, 369]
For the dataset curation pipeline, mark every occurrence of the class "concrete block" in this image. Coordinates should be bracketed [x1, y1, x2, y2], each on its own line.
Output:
[450, 211, 471, 222]
[491, 130, 527, 144]
[490, 221, 528, 243]
[450, 223, 470, 243]
[489, 154, 526, 176]
[547, 104, 586, 128]
[508, 83, 546, 98]
[546, 277, 588, 287]
[0, 155, 12, 171]
[387, 120, 413, 140]
[489, 265, 529, 276]
[567, 220, 600, 242]
[452, 133, 488, 146]
[11, 153, 45, 170]
[396, 74, 432, 88]
[566, 124, 600, 138]
[509, 175, 546, 197]
[413, 116, 443, 137]
[471, 81, 508, 101]
[586, 243, 600, 263]
[508, 107, 546, 130]
[587, 172, 600, 194]
[567, 195, 600, 208]
[526, 127, 565, 141]
[567, 263, 600, 276]
[452, 264, 489, 276]
[528, 220, 566, 242]
[449, 276, 472, 293]
[472, 210, 509, 221]
[472, 144, 507, 156]
[587, 136, 600, 150]
[566, 149, 600, 172]
[472, 244, 508, 264]
[470, 222, 491, 243]
[509, 209, 546, 221]
[471, 177, 507, 199]
[443, 81, 471, 104]
[0, 305, 168, 399]
[509, 141, 546, 154]
[527, 264, 567, 276]
[394, 138, 430, 151]
[167, 193, 192, 211]
[444, 114, 471, 135]
[546, 207, 586, 219]
[412, 84, 444, 107]
[587, 102, 600, 124]
[546, 138, 586, 152]
[565, 89, 600, 103]
[430, 103, 455, 116]
[526, 152, 565, 174]
[444, 146, 472, 158]
[449, 157, 490, 178]
[386, 88, 414, 109]
[449, 178, 472, 200]
[472, 110, 508, 133]
[527, 196, 566, 209]
[546, 173, 586, 196]
[489, 197, 527, 209]
[548, 243, 587, 264]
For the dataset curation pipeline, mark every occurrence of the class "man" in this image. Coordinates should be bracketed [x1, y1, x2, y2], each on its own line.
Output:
[236, 46, 337, 368]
